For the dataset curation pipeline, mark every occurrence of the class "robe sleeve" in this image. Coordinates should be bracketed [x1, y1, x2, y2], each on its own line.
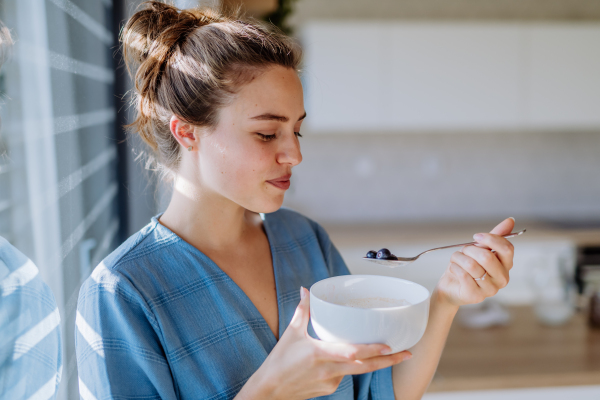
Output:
[75, 266, 178, 400]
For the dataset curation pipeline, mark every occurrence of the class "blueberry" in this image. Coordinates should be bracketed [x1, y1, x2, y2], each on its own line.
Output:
[388, 254, 399, 260]
[376, 248, 391, 259]
[366, 250, 377, 259]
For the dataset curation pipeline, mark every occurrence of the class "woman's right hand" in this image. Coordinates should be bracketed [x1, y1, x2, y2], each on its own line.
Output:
[235, 287, 412, 400]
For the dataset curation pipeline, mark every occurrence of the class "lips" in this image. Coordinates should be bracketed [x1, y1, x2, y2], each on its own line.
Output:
[267, 174, 292, 190]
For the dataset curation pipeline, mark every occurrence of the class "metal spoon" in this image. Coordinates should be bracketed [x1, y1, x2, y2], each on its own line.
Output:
[362, 229, 526, 267]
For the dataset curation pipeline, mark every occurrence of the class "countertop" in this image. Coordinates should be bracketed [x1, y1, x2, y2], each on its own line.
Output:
[428, 306, 600, 392]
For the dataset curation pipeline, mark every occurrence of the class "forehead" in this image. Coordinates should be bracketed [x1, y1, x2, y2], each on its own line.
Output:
[229, 65, 304, 119]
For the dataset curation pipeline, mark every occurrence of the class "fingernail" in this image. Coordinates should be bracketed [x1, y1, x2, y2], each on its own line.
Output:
[381, 347, 392, 355]
[509, 217, 515, 223]
[300, 286, 306, 300]
[403, 354, 412, 361]
[473, 233, 484, 241]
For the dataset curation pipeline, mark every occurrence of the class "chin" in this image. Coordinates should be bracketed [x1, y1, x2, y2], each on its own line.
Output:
[247, 195, 285, 214]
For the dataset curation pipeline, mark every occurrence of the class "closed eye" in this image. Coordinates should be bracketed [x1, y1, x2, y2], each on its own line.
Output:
[256, 132, 302, 141]
[256, 133, 277, 141]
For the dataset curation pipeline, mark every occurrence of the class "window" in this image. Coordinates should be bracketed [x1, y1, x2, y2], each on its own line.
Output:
[0, 0, 120, 398]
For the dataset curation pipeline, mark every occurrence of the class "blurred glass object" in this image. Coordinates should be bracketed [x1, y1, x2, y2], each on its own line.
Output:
[530, 254, 576, 326]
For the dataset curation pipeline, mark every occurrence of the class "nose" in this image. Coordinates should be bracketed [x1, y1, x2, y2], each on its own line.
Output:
[276, 132, 302, 167]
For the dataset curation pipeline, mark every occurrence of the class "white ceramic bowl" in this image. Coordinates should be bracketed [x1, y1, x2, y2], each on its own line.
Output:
[310, 275, 430, 353]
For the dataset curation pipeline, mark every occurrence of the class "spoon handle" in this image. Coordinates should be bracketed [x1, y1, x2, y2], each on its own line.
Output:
[418, 229, 526, 256]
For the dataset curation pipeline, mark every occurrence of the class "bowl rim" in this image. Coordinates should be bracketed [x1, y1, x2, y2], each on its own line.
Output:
[309, 274, 431, 311]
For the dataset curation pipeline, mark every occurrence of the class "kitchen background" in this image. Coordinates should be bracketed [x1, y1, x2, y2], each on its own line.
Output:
[0, 0, 599, 399]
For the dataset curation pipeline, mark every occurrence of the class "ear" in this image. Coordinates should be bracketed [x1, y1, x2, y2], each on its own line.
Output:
[170, 115, 198, 151]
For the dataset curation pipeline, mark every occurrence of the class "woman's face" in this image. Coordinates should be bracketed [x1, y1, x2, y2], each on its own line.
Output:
[195, 65, 305, 213]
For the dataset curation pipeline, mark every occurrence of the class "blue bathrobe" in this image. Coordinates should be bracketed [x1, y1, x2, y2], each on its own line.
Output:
[76, 208, 395, 400]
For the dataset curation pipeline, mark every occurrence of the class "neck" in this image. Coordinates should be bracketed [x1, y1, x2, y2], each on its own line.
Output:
[159, 173, 259, 252]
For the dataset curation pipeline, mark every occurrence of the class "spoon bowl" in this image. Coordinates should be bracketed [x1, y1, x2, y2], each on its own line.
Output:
[362, 258, 414, 267]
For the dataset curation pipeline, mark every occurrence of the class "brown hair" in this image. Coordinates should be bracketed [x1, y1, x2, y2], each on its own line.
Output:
[121, 1, 302, 176]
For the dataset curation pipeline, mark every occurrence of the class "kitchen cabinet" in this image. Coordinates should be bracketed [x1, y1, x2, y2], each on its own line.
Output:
[303, 22, 600, 132]
[387, 24, 522, 130]
[303, 23, 384, 130]
[527, 25, 600, 128]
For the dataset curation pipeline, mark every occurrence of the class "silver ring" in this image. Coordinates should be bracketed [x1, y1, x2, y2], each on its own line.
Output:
[474, 272, 487, 281]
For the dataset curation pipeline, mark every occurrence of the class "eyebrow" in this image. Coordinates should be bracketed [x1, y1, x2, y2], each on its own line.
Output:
[250, 111, 307, 122]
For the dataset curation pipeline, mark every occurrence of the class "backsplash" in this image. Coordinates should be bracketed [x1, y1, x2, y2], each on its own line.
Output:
[282, 131, 600, 224]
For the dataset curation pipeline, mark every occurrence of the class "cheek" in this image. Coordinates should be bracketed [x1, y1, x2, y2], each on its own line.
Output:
[203, 139, 273, 187]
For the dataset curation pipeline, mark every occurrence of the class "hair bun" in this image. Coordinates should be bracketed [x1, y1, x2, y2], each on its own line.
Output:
[120, 1, 222, 72]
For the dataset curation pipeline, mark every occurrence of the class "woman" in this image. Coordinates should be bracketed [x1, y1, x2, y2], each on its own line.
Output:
[75, 2, 515, 399]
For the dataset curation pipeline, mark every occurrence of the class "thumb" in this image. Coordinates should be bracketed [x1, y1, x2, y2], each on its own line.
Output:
[490, 217, 515, 236]
[289, 286, 310, 332]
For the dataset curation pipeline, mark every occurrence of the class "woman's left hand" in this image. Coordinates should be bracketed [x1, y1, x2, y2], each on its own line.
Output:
[435, 217, 515, 307]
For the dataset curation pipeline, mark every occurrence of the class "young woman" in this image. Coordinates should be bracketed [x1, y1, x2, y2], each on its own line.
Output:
[75, 2, 515, 399]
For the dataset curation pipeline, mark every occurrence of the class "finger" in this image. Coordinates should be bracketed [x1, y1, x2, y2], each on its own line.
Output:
[451, 251, 486, 280]
[489, 217, 515, 236]
[461, 256, 504, 303]
[449, 263, 486, 304]
[451, 251, 499, 296]
[471, 233, 515, 272]
[462, 245, 509, 285]
[470, 217, 515, 251]
[463, 246, 512, 289]
[313, 340, 392, 362]
[337, 351, 412, 376]
[289, 287, 310, 333]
